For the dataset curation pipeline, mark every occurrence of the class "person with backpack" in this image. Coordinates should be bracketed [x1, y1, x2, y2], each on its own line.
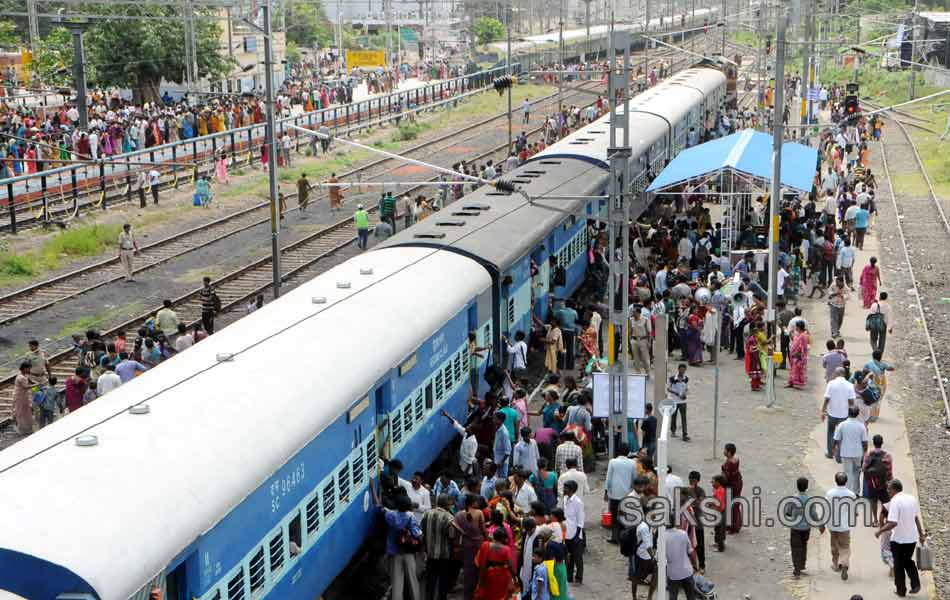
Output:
[375, 487, 423, 600]
[867, 292, 893, 354]
[863, 434, 893, 524]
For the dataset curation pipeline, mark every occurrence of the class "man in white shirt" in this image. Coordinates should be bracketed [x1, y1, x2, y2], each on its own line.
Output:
[876, 479, 926, 596]
[821, 367, 855, 459]
[442, 410, 479, 477]
[405, 472, 432, 522]
[522, 97, 531, 123]
[503, 331, 528, 373]
[833, 406, 868, 494]
[513, 427, 541, 477]
[174, 324, 194, 353]
[96, 365, 121, 396]
[563, 480, 585, 584]
[604, 443, 637, 543]
[836, 238, 856, 289]
[776, 265, 789, 301]
[666, 522, 699, 597]
[557, 457, 590, 502]
[664, 467, 685, 505]
[820, 472, 857, 581]
[512, 470, 538, 514]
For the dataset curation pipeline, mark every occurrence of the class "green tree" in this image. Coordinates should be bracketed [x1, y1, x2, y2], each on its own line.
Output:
[32, 7, 233, 103]
[473, 17, 505, 45]
[285, 40, 301, 65]
[0, 19, 19, 49]
[283, 0, 333, 49]
[33, 27, 76, 87]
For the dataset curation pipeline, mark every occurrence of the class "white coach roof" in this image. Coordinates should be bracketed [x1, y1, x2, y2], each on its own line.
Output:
[0, 247, 490, 600]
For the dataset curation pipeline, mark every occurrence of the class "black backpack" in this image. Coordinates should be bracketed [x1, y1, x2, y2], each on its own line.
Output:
[619, 526, 638, 558]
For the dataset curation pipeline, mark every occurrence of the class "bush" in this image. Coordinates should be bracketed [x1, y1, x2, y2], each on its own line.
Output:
[42, 224, 122, 259]
[392, 123, 422, 142]
[0, 253, 37, 277]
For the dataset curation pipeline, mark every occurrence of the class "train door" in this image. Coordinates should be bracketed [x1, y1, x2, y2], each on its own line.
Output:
[374, 382, 392, 462]
[164, 555, 191, 600]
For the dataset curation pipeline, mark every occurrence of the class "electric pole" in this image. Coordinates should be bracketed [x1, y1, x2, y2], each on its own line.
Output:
[606, 29, 632, 462]
[910, 0, 918, 100]
[68, 23, 89, 131]
[26, 0, 39, 54]
[506, 0, 513, 153]
[263, 3, 282, 299]
[559, 0, 565, 111]
[766, 9, 787, 408]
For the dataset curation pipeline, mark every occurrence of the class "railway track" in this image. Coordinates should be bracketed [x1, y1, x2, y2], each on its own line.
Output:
[877, 117, 950, 428]
[0, 41, 704, 434]
[0, 84, 600, 329]
[0, 85, 605, 430]
[1, 82, 487, 234]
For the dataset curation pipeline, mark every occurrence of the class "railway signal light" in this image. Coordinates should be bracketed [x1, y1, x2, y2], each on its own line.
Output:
[493, 75, 513, 96]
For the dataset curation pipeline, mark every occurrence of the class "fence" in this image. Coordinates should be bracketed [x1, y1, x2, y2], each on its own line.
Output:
[0, 65, 512, 234]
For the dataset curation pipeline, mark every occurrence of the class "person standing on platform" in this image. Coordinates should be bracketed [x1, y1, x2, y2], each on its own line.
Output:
[784, 476, 820, 579]
[820, 472, 857, 581]
[668, 364, 690, 442]
[118, 223, 139, 282]
[148, 167, 160, 204]
[833, 406, 869, 496]
[563, 480, 585, 585]
[827, 276, 850, 339]
[493, 412, 512, 479]
[421, 494, 459, 600]
[604, 442, 637, 544]
[629, 307, 652, 374]
[555, 300, 578, 371]
[822, 368, 856, 460]
[876, 479, 926, 597]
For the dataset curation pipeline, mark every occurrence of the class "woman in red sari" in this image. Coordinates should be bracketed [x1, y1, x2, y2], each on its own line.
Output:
[474, 528, 517, 600]
[859, 257, 882, 309]
[721, 443, 744, 534]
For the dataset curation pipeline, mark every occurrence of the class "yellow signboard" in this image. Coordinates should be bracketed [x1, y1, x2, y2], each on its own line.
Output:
[346, 50, 385, 69]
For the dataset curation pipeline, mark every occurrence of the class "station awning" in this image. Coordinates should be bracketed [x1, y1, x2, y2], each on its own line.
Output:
[645, 129, 819, 194]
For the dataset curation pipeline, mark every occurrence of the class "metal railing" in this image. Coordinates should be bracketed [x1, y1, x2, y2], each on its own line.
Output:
[0, 65, 513, 233]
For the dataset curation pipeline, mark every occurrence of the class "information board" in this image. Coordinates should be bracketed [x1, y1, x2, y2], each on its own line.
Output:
[591, 373, 647, 419]
[347, 50, 386, 69]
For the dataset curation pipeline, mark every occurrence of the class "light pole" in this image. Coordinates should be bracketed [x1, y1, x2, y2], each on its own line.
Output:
[67, 22, 89, 132]
[559, 0, 565, 111]
[766, 9, 787, 407]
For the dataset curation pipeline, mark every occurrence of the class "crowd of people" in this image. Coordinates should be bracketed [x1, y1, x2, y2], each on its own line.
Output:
[0, 56, 467, 179]
[10, 278, 226, 436]
[349, 79, 929, 600]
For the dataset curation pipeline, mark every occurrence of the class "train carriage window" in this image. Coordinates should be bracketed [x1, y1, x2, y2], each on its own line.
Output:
[414, 390, 425, 422]
[209, 591, 221, 600]
[337, 463, 351, 505]
[424, 382, 434, 411]
[364, 436, 378, 480]
[453, 353, 463, 384]
[288, 513, 302, 558]
[506, 299, 515, 326]
[402, 403, 414, 434]
[269, 530, 285, 574]
[227, 569, 245, 600]
[322, 481, 336, 519]
[351, 446, 365, 488]
[443, 365, 453, 393]
[248, 548, 266, 596]
[435, 371, 444, 402]
[305, 494, 320, 537]
[391, 410, 403, 446]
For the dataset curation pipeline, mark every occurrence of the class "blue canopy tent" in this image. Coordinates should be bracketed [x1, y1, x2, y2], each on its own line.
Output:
[645, 129, 819, 194]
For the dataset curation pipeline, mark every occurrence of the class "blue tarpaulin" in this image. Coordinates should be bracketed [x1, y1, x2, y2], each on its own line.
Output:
[645, 129, 819, 194]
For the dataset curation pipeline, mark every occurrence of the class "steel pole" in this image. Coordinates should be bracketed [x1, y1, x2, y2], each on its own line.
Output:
[507, 0, 513, 153]
[910, 1, 918, 101]
[766, 10, 786, 407]
[712, 317, 720, 458]
[263, 4, 282, 299]
[559, 0, 565, 112]
[70, 26, 88, 132]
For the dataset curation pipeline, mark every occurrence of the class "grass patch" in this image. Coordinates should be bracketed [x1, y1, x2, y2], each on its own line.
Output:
[53, 301, 144, 340]
[41, 224, 122, 260]
[0, 223, 122, 287]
